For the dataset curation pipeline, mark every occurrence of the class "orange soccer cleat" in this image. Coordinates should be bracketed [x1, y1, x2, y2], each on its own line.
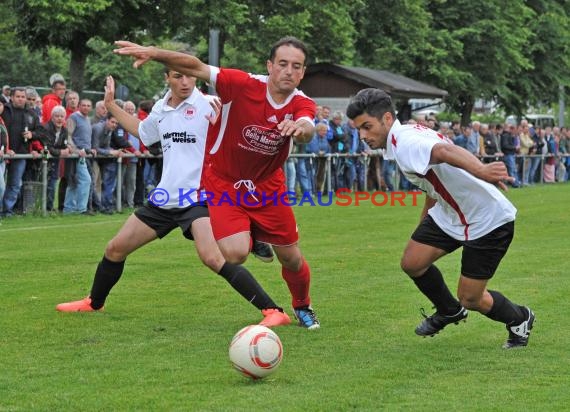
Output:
[56, 297, 103, 312]
[259, 308, 291, 327]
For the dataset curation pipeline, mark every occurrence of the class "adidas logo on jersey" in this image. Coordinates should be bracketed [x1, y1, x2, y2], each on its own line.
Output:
[267, 115, 278, 123]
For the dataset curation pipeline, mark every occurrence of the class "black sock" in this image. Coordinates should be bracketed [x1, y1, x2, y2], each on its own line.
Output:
[89, 256, 126, 309]
[218, 262, 279, 311]
[412, 265, 461, 314]
[485, 290, 526, 325]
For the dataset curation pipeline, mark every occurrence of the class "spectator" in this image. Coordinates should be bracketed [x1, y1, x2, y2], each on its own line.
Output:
[121, 100, 146, 208]
[518, 124, 534, 186]
[64, 98, 94, 214]
[306, 122, 330, 193]
[1, 85, 10, 105]
[381, 152, 395, 192]
[37, 105, 72, 211]
[559, 127, 570, 181]
[294, 139, 312, 196]
[479, 123, 502, 163]
[34, 95, 42, 115]
[92, 113, 131, 214]
[343, 118, 361, 191]
[284, 144, 297, 194]
[527, 128, 546, 184]
[41, 78, 66, 124]
[91, 100, 108, 124]
[450, 120, 461, 136]
[500, 124, 520, 187]
[136, 100, 153, 205]
[0, 101, 9, 211]
[452, 125, 469, 149]
[543, 127, 557, 183]
[1, 87, 42, 216]
[466, 121, 480, 156]
[328, 111, 348, 189]
[65, 91, 79, 118]
[25, 87, 41, 120]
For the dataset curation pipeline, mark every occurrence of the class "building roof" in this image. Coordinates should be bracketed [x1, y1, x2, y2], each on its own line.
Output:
[300, 63, 448, 100]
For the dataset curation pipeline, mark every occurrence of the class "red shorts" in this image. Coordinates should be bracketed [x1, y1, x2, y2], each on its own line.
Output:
[203, 168, 299, 246]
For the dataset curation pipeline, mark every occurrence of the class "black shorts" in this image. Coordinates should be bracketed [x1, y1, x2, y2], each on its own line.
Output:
[411, 215, 514, 279]
[134, 203, 209, 240]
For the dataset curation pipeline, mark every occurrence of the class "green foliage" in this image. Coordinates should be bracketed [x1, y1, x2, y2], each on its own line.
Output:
[84, 38, 166, 102]
[1, 185, 570, 410]
[428, 0, 533, 123]
[1, 0, 569, 117]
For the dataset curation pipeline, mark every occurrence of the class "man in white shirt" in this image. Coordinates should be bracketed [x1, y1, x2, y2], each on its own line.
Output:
[346, 88, 534, 349]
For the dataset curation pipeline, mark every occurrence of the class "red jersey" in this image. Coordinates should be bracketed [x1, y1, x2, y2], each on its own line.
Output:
[205, 67, 315, 183]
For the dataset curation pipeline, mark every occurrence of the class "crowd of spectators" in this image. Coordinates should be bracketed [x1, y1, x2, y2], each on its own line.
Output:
[1, 79, 569, 218]
[0, 78, 158, 218]
[284, 105, 570, 195]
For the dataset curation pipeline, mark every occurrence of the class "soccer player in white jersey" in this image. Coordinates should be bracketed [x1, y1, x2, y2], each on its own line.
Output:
[113, 36, 320, 329]
[347, 88, 534, 348]
[56, 72, 291, 329]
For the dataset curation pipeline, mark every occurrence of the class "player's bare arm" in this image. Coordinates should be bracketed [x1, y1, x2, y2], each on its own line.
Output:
[104, 75, 141, 138]
[430, 142, 513, 190]
[278, 118, 314, 143]
[114, 41, 211, 83]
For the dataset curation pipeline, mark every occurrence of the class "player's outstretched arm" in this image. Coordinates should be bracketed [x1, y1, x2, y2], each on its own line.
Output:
[104, 75, 141, 137]
[430, 143, 513, 191]
[114, 41, 211, 83]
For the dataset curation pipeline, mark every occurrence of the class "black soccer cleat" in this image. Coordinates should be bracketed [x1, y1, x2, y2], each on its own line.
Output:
[415, 307, 468, 337]
[251, 240, 274, 263]
[503, 307, 535, 349]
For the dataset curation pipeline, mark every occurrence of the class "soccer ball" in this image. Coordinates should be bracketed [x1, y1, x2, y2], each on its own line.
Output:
[229, 325, 283, 380]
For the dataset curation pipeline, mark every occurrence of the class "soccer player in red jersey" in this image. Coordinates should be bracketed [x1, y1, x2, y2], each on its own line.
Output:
[114, 37, 320, 329]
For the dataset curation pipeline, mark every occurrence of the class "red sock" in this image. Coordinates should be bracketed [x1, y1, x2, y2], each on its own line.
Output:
[282, 258, 311, 308]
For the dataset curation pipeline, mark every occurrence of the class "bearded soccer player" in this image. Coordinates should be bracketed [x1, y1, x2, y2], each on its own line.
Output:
[113, 36, 320, 329]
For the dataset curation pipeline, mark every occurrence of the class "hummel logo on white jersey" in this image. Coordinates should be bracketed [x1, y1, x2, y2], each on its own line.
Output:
[267, 115, 278, 123]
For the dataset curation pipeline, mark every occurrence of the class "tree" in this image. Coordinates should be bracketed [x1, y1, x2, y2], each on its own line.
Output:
[173, 0, 360, 73]
[0, 6, 68, 90]
[426, 0, 534, 125]
[351, 0, 463, 114]
[502, 0, 570, 116]
[12, 0, 188, 92]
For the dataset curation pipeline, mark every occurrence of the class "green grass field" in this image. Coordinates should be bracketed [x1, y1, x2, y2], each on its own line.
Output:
[1, 185, 569, 411]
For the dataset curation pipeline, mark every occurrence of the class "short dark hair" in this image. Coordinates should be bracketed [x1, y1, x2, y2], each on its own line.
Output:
[268, 36, 308, 64]
[52, 80, 66, 89]
[11, 86, 26, 97]
[346, 88, 395, 121]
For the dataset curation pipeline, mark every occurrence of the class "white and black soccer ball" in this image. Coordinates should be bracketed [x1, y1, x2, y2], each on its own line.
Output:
[229, 325, 283, 380]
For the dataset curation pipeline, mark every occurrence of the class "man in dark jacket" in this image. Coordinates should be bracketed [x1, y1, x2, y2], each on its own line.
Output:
[500, 125, 520, 187]
[92, 113, 133, 213]
[1, 87, 41, 216]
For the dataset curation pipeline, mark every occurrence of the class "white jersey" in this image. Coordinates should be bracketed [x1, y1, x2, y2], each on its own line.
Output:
[385, 119, 516, 241]
[138, 88, 214, 209]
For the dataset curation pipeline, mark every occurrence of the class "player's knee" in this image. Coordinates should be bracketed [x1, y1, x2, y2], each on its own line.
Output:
[224, 251, 248, 265]
[199, 254, 224, 271]
[400, 257, 422, 278]
[458, 294, 481, 311]
[104, 238, 128, 261]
